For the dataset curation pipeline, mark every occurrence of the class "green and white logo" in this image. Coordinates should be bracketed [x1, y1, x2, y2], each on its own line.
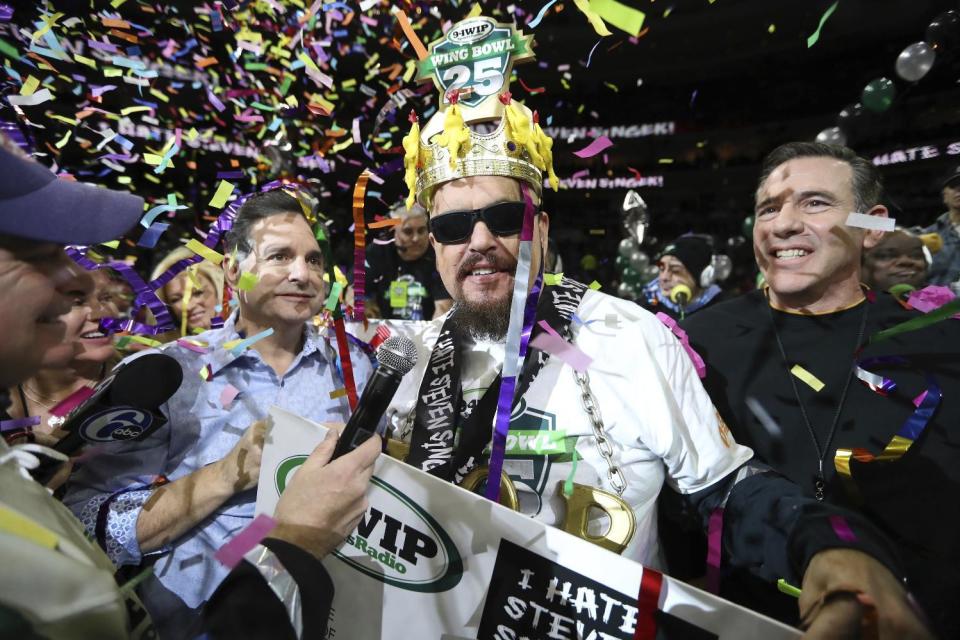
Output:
[335, 478, 463, 592]
[274, 454, 308, 495]
[417, 16, 533, 109]
[274, 461, 463, 593]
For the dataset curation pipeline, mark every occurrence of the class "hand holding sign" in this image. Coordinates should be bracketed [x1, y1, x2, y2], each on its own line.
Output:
[272, 430, 381, 560]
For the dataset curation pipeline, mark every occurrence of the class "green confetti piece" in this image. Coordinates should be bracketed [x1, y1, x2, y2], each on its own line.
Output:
[0, 38, 20, 59]
[777, 579, 802, 598]
[589, 280, 602, 291]
[564, 449, 580, 497]
[325, 281, 344, 311]
[807, 1, 839, 48]
[543, 272, 563, 286]
[870, 298, 960, 344]
[236, 272, 259, 291]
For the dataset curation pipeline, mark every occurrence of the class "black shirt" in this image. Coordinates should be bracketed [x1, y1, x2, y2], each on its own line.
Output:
[684, 290, 960, 637]
[365, 243, 450, 320]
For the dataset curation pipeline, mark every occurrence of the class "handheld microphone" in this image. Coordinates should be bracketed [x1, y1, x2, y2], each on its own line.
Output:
[32, 353, 183, 483]
[669, 284, 692, 308]
[332, 335, 418, 459]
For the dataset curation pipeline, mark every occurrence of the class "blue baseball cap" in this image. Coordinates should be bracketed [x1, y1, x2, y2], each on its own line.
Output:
[0, 143, 143, 245]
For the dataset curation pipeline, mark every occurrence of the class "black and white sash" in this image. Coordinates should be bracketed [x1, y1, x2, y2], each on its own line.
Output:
[406, 277, 590, 482]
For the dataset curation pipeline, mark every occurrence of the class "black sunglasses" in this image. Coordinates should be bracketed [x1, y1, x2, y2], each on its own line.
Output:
[429, 201, 528, 245]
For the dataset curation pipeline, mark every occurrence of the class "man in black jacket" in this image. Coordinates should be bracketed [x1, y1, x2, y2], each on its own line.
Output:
[685, 141, 955, 637]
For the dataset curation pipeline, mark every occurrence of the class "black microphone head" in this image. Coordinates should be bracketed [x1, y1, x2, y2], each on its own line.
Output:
[376, 336, 417, 376]
[108, 353, 184, 410]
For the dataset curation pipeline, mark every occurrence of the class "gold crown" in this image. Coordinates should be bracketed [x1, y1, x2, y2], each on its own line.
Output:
[402, 16, 559, 210]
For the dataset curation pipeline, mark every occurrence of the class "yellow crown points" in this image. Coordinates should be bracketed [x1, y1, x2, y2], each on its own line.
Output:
[532, 110, 559, 191]
[437, 90, 472, 168]
[402, 110, 421, 209]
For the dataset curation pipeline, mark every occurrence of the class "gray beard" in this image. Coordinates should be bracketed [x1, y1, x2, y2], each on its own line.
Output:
[449, 295, 512, 342]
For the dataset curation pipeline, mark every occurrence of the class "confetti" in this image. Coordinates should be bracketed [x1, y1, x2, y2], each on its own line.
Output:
[573, 0, 612, 36]
[845, 212, 895, 232]
[777, 579, 802, 598]
[325, 281, 344, 311]
[807, 1, 839, 48]
[367, 218, 402, 229]
[7, 88, 52, 106]
[236, 272, 259, 291]
[589, 0, 646, 37]
[219, 384, 240, 409]
[392, 8, 428, 60]
[208, 180, 236, 208]
[214, 514, 276, 569]
[790, 364, 825, 392]
[185, 239, 225, 265]
[531, 320, 593, 372]
[137, 222, 169, 248]
[572, 135, 614, 158]
[224, 327, 274, 356]
[528, 0, 560, 29]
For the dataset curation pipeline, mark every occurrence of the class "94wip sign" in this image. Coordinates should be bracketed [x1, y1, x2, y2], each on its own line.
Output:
[416, 16, 534, 108]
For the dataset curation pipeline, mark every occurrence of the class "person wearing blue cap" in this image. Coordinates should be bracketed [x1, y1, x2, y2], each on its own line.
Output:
[0, 135, 376, 639]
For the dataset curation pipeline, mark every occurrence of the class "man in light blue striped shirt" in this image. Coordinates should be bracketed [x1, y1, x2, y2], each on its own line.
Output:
[65, 190, 372, 639]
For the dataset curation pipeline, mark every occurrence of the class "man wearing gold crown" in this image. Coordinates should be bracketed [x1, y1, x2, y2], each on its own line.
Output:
[383, 15, 931, 638]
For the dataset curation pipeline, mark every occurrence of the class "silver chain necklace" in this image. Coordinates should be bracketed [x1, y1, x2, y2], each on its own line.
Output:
[573, 369, 627, 496]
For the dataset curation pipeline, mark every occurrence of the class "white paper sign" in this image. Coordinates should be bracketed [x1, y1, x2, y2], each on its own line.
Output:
[257, 407, 800, 640]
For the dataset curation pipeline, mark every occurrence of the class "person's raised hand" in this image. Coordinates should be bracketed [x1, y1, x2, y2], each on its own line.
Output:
[271, 430, 380, 559]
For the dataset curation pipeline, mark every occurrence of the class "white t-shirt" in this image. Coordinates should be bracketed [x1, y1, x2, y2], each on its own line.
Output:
[385, 288, 752, 568]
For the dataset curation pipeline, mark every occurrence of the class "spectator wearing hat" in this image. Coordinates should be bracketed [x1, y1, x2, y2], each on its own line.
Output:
[642, 235, 725, 319]
[921, 166, 960, 285]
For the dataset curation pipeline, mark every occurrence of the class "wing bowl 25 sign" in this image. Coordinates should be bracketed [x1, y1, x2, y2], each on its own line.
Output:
[416, 17, 534, 108]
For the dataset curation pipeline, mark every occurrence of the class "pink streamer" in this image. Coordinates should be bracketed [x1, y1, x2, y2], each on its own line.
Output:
[50, 386, 96, 418]
[908, 285, 960, 318]
[531, 320, 592, 372]
[572, 135, 614, 158]
[214, 514, 277, 569]
[828, 514, 858, 543]
[655, 312, 707, 378]
[706, 507, 723, 593]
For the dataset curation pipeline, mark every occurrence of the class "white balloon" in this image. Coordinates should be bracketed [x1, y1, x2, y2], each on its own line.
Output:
[617, 282, 638, 300]
[629, 250, 650, 271]
[815, 126, 847, 146]
[895, 41, 936, 82]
